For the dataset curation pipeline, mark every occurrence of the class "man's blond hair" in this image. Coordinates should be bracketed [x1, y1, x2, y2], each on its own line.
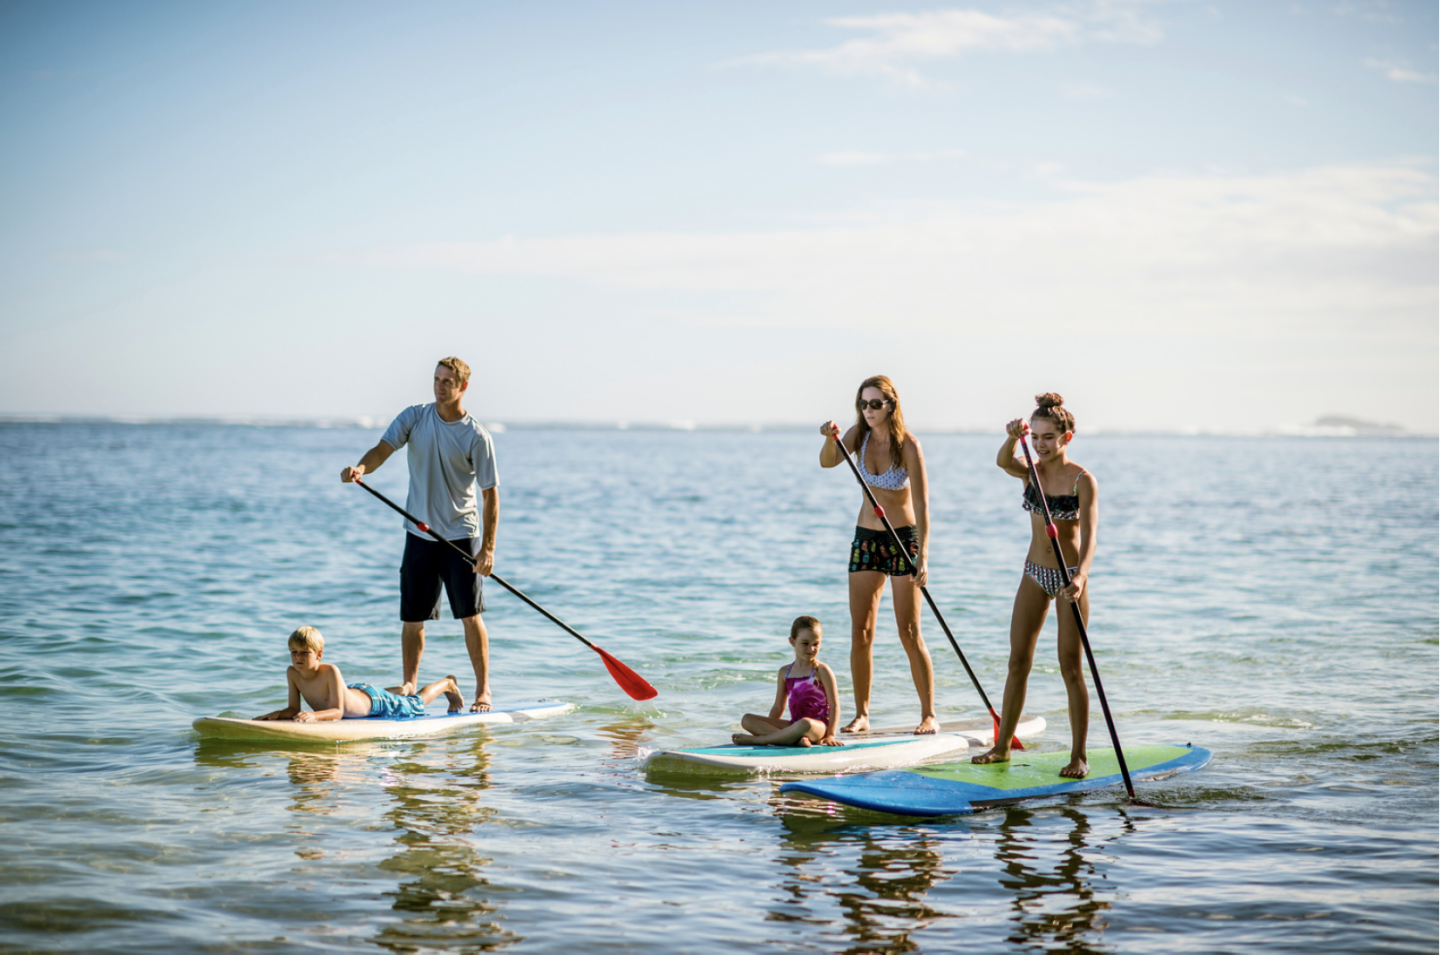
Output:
[288, 626, 324, 653]
[437, 356, 471, 384]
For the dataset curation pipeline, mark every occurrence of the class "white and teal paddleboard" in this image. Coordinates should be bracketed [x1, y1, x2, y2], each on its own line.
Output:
[780, 743, 1211, 816]
[193, 700, 574, 742]
[644, 714, 1046, 775]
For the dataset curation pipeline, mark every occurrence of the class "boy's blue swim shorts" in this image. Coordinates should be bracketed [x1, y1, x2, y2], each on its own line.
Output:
[349, 683, 427, 720]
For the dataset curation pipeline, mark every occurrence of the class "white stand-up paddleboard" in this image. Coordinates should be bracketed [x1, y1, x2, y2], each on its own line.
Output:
[644, 714, 1045, 775]
[193, 700, 574, 742]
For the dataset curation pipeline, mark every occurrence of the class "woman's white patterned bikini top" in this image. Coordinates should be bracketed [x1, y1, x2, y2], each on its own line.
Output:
[858, 431, 910, 491]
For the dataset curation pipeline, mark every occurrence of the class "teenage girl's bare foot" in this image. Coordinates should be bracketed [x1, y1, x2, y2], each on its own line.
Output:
[470, 694, 492, 713]
[443, 676, 464, 713]
[399, 681, 416, 696]
[796, 737, 813, 748]
[732, 733, 760, 745]
[972, 746, 1011, 765]
[1059, 756, 1089, 779]
[841, 716, 869, 733]
[914, 716, 939, 736]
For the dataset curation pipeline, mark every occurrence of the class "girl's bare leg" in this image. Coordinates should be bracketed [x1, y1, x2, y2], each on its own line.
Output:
[1056, 591, 1091, 778]
[733, 718, 824, 747]
[973, 576, 1051, 763]
[739, 713, 789, 736]
[891, 574, 937, 734]
[844, 570, 887, 732]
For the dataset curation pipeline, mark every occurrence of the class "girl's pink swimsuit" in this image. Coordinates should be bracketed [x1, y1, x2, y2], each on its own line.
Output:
[785, 664, 830, 723]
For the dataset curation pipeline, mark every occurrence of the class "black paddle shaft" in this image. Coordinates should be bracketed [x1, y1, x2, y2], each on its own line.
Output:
[827, 429, 1000, 718]
[352, 477, 596, 650]
[1016, 433, 1136, 799]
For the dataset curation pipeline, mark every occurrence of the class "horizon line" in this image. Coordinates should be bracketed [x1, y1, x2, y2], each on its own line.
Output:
[0, 414, 1428, 439]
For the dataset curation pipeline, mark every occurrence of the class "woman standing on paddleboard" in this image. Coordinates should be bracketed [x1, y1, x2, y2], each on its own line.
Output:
[973, 393, 1097, 778]
[819, 375, 938, 736]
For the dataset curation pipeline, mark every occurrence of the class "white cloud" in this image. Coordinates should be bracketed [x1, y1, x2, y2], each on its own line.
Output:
[1333, 1, 1403, 25]
[1363, 57, 1435, 84]
[734, 3, 1164, 88]
[816, 147, 967, 166]
[327, 161, 1436, 347]
[817, 150, 890, 166]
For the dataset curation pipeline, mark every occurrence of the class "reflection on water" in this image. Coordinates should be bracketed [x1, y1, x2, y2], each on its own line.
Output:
[768, 790, 956, 954]
[372, 733, 513, 953]
[992, 804, 1142, 954]
[596, 717, 655, 762]
[771, 791, 1143, 953]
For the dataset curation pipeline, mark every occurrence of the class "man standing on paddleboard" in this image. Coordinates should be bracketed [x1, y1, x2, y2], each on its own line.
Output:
[341, 357, 500, 713]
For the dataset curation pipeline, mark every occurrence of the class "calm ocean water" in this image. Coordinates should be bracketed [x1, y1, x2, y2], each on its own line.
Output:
[0, 422, 1435, 954]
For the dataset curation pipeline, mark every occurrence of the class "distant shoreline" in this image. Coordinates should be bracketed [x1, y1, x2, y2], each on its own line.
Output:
[0, 414, 1432, 438]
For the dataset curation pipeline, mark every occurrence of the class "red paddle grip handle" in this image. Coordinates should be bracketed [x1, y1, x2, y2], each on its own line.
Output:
[874, 506, 885, 519]
[417, 521, 430, 533]
[1046, 523, 1058, 539]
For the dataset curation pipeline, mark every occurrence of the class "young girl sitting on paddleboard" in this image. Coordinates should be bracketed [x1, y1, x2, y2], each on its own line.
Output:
[973, 394, 1098, 779]
[733, 616, 843, 748]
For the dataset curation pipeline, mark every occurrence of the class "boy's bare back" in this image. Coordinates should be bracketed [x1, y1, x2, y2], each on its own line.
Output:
[291, 662, 373, 720]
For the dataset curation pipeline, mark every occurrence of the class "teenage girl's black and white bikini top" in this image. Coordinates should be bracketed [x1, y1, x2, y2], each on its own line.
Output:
[858, 431, 910, 491]
[1022, 470, 1085, 521]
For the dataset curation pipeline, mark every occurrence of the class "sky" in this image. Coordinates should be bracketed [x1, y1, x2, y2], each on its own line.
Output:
[1, 0, 1435, 432]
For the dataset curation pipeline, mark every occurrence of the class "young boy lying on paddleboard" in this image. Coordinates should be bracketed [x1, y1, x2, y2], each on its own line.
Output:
[732, 616, 843, 748]
[255, 626, 463, 722]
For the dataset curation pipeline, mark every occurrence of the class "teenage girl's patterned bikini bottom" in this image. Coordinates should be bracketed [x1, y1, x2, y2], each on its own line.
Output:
[1023, 560, 1078, 598]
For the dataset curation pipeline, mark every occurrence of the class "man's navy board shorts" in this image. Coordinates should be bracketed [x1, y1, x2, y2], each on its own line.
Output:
[400, 534, 485, 622]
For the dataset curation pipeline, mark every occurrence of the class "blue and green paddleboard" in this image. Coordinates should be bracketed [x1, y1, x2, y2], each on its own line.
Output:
[780, 743, 1211, 816]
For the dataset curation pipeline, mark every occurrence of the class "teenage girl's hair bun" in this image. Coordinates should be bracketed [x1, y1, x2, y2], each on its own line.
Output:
[1032, 392, 1076, 434]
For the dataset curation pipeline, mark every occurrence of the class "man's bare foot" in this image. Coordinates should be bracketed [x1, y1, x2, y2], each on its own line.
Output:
[399, 681, 416, 696]
[914, 716, 939, 736]
[840, 716, 869, 733]
[972, 746, 1011, 765]
[470, 695, 492, 713]
[443, 676, 464, 713]
[732, 733, 759, 745]
[1059, 756, 1089, 779]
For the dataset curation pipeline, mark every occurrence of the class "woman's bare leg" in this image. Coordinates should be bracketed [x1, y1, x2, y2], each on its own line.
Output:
[891, 574, 937, 734]
[973, 576, 1051, 763]
[1056, 590, 1091, 778]
[844, 570, 887, 732]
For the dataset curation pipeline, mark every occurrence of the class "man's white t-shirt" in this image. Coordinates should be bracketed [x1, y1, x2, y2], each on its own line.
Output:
[381, 403, 498, 541]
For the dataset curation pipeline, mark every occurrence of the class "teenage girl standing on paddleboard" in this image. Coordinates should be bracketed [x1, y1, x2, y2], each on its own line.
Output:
[973, 393, 1098, 778]
[819, 375, 939, 736]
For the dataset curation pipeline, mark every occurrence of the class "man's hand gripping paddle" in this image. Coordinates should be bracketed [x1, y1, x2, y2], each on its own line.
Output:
[1015, 428, 1146, 802]
[827, 426, 1021, 750]
[352, 476, 657, 701]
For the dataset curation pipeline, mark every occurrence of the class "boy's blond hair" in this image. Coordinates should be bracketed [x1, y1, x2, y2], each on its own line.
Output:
[288, 626, 324, 653]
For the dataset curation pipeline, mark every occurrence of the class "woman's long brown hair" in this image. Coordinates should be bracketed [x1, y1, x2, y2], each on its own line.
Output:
[853, 375, 907, 469]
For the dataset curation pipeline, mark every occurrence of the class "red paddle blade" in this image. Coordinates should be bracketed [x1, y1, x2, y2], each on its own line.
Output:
[991, 713, 1025, 751]
[592, 644, 658, 701]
